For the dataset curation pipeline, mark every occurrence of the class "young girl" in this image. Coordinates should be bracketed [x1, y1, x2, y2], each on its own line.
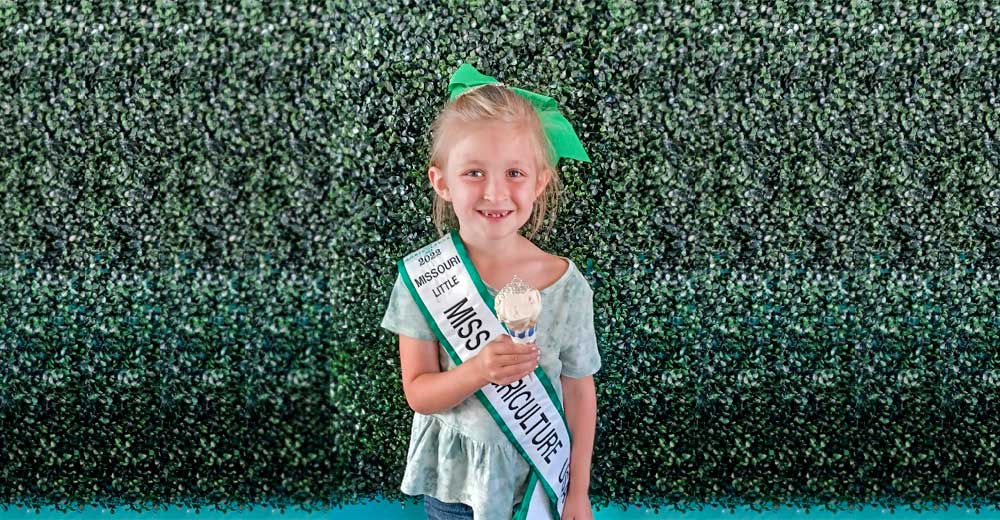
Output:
[380, 63, 602, 520]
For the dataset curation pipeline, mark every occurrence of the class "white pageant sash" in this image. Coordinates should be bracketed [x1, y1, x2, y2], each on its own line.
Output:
[398, 229, 573, 520]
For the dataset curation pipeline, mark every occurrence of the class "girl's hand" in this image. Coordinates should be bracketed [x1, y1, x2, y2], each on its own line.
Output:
[560, 491, 593, 520]
[474, 334, 540, 386]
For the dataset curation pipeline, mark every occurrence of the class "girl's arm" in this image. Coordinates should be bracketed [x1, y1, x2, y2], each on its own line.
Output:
[560, 374, 597, 496]
[399, 334, 489, 415]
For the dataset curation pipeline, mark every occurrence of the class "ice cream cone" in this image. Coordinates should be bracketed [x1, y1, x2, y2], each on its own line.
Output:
[495, 276, 541, 344]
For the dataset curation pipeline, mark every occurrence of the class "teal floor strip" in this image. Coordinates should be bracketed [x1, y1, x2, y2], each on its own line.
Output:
[1, 500, 996, 519]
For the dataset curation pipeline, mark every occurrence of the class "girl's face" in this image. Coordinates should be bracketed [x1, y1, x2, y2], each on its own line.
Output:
[429, 121, 551, 242]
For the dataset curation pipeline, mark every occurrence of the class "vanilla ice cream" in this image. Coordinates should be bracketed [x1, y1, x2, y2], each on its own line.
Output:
[494, 275, 542, 335]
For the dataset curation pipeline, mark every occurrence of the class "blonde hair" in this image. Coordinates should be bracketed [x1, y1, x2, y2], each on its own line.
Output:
[425, 83, 564, 243]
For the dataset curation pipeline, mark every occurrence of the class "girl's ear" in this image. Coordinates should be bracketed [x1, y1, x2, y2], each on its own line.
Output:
[534, 168, 552, 199]
[428, 166, 451, 202]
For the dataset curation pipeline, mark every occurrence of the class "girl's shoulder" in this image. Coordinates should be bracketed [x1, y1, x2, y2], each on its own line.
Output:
[540, 252, 571, 289]
[532, 246, 591, 296]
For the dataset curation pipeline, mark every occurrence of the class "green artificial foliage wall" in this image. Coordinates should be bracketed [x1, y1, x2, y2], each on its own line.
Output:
[1, 0, 999, 516]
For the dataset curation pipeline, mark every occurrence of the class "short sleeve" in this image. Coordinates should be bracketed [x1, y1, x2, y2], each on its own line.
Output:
[559, 282, 602, 378]
[380, 271, 437, 341]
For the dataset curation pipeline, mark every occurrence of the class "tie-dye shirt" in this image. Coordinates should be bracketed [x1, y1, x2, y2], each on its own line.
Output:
[380, 255, 602, 520]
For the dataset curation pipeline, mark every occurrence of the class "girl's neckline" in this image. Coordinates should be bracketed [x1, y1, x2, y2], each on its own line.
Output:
[483, 256, 575, 294]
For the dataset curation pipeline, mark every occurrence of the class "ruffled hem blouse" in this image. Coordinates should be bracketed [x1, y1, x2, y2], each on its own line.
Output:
[380, 256, 602, 520]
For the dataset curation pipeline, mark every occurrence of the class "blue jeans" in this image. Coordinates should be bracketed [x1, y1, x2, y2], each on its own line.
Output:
[423, 494, 474, 520]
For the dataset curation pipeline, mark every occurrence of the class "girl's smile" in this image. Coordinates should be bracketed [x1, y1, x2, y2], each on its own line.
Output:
[478, 210, 513, 220]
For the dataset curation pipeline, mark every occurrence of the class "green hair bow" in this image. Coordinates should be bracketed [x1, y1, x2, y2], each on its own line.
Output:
[447, 63, 592, 165]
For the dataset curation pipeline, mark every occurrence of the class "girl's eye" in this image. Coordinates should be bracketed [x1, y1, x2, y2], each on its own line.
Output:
[466, 170, 526, 177]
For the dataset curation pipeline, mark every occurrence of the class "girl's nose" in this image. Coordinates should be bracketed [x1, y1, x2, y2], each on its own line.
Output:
[484, 176, 510, 202]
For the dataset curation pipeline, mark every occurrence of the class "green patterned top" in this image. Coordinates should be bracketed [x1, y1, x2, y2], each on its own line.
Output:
[380, 256, 602, 520]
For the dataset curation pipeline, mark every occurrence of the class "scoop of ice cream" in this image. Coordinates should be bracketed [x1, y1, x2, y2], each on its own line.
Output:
[494, 275, 542, 331]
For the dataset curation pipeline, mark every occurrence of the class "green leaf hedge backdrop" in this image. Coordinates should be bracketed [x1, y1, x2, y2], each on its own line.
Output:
[1, 0, 999, 516]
